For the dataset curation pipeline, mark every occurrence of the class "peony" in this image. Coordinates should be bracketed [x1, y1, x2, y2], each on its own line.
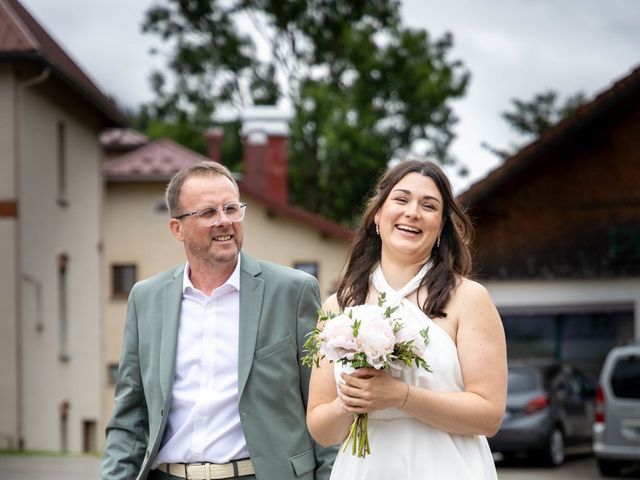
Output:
[319, 313, 357, 361]
[352, 312, 395, 368]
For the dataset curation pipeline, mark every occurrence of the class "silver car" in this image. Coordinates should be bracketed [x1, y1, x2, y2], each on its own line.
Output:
[593, 344, 640, 477]
[489, 361, 596, 467]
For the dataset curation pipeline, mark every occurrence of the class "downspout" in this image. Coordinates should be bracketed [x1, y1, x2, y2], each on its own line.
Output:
[14, 66, 51, 450]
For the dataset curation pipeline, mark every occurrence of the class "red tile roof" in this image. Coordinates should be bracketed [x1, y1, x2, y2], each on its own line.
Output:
[101, 128, 149, 153]
[0, 0, 126, 126]
[459, 65, 640, 205]
[104, 138, 210, 181]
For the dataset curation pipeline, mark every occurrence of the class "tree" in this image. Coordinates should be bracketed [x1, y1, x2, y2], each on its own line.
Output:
[483, 89, 588, 160]
[141, 0, 469, 225]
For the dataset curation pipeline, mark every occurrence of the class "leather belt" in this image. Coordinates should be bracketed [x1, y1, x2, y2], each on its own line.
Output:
[156, 459, 254, 479]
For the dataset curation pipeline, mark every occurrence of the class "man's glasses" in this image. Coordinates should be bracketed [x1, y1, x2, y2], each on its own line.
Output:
[173, 202, 247, 227]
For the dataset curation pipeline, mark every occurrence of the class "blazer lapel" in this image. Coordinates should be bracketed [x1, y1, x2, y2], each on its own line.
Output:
[159, 266, 184, 401]
[237, 252, 264, 398]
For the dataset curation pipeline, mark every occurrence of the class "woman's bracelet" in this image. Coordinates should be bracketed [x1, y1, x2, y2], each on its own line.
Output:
[401, 383, 410, 408]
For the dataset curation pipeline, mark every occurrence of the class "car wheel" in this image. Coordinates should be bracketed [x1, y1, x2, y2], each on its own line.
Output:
[597, 459, 625, 477]
[543, 427, 565, 467]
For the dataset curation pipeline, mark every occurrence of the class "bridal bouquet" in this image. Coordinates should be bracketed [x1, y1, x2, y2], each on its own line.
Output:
[302, 294, 431, 457]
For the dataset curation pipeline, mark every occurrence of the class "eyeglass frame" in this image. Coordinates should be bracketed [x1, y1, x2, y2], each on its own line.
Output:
[172, 202, 247, 226]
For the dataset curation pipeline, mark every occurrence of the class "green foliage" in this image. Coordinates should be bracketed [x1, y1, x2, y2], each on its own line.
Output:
[301, 307, 335, 369]
[502, 90, 587, 138]
[141, 0, 469, 224]
[484, 89, 588, 160]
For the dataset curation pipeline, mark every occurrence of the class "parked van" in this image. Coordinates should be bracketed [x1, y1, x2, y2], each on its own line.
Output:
[593, 344, 640, 477]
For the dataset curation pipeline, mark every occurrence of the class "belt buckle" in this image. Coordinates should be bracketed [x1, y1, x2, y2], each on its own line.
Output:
[188, 461, 234, 480]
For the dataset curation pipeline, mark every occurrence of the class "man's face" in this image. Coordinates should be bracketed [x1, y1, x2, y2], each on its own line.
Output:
[170, 174, 244, 267]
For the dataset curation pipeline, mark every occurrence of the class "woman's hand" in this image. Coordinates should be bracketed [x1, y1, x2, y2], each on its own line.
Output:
[337, 368, 407, 414]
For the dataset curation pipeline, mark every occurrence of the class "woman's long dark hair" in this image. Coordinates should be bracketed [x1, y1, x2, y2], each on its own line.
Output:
[337, 160, 473, 318]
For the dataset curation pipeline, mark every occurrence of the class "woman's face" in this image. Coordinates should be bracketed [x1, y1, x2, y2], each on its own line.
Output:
[374, 172, 444, 263]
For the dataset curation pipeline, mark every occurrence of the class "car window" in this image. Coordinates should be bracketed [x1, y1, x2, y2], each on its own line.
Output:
[568, 369, 595, 396]
[550, 373, 570, 397]
[508, 368, 538, 393]
[610, 355, 640, 399]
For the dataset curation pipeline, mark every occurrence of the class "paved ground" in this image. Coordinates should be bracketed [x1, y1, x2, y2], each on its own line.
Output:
[0, 455, 99, 480]
[497, 454, 640, 480]
[1, 453, 639, 479]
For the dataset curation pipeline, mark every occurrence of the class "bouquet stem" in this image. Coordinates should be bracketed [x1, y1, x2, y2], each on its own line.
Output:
[342, 413, 370, 458]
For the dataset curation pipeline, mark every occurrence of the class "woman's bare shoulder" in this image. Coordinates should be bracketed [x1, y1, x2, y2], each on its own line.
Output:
[455, 277, 489, 296]
[450, 276, 495, 311]
[322, 293, 341, 314]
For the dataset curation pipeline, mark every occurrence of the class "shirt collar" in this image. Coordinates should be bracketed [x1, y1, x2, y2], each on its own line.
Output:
[182, 256, 241, 294]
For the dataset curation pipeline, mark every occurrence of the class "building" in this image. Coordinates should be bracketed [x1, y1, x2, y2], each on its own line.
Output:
[0, 0, 126, 451]
[101, 107, 353, 441]
[460, 66, 640, 377]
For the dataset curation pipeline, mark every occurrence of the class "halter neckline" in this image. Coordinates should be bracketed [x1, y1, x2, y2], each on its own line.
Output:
[371, 262, 431, 306]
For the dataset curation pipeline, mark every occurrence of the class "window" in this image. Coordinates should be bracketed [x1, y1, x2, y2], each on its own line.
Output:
[82, 420, 97, 453]
[507, 367, 539, 394]
[107, 363, 119, 385]
[112, 264, 137, 298]
[154, 198, 169, 213]
[57, 121, 67, 206]
[611, 356, 640, 399]
[58, 253, 69, 361]
[293, 262, 319, 279]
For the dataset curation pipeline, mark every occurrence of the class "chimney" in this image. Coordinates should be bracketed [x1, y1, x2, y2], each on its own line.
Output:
[204, 128, 224, 164]
[240, 106, 291, 204]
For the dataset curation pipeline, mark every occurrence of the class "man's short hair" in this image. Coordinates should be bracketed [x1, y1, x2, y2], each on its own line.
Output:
[165, 161, 238, 217]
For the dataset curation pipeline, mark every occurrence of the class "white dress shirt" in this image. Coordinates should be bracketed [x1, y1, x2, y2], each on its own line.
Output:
[154, 259, 249, 465]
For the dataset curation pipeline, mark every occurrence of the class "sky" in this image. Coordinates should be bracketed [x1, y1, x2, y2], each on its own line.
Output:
[19, 0, 640, 192]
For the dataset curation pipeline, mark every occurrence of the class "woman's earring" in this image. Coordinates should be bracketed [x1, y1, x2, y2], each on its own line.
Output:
[437, 235, 441, 248]
[375, 224, 380, 235]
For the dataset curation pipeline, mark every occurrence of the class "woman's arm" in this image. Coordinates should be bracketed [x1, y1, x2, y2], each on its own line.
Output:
[306, 295, 358, 447]
[402, 279, 507, 436]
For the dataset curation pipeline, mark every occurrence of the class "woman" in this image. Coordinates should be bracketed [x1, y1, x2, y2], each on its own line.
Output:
[307, 160, 507, 479]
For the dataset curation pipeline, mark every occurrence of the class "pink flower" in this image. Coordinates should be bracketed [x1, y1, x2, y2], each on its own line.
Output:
[395, 317, 428, 357]
[353, 313, 395, 369]
[319, 313, 357, 361]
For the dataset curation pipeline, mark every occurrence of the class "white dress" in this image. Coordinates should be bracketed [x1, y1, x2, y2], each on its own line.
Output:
[329, 264, 498, 480]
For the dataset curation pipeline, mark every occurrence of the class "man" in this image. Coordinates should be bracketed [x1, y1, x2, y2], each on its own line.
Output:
[102, 161, 335, 480]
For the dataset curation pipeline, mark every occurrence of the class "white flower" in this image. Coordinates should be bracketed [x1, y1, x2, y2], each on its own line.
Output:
[319, 313, 357, 361]
[395, 317, 428, 357]
[346, 304, 396, 369]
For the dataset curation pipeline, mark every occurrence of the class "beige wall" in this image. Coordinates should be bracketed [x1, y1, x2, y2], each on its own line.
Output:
[101, 182, 351, 438]
[102, 182, 186, 438]
[241, 193, 348, 299]
[16, 81, 103, 452]
[0, 67, 18, 448]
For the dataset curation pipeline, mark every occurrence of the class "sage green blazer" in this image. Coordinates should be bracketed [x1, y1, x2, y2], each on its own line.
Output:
[101, 252, 335, 480]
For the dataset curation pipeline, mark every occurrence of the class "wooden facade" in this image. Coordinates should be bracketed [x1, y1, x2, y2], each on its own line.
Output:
[461, 67, 640, 281]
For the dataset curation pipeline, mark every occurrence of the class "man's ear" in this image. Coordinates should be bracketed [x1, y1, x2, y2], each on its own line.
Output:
[169, 218, 184, 241]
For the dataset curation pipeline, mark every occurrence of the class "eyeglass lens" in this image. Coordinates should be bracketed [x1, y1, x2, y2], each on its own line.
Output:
[198, 203, 244, 226]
